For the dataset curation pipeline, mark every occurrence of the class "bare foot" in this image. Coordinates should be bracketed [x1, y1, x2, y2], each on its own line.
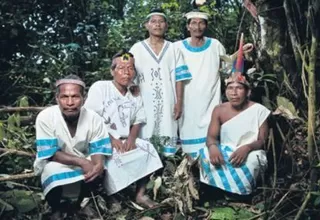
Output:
[136, 195, 158, 208]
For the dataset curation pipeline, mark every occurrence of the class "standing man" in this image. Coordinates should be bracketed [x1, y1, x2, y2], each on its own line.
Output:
[130, 9, 191, 156]
[33, 75, 112, 219]
[175, 10, 253, 158]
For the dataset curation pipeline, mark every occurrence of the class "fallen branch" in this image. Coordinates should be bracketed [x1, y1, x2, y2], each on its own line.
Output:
[0, 107, 45, 113]
[294, 192, 311, 220]
[0, 173, 36, 182]
[0, 148, 35, 157]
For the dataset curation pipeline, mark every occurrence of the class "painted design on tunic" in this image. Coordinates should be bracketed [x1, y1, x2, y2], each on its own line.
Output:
[153, 82, 163, 136]
[151, 68, 162, 81]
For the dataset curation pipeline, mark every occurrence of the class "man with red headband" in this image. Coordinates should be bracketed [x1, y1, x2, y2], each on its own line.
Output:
[199, 35, 270, 195]
[33, 75, 112, 219]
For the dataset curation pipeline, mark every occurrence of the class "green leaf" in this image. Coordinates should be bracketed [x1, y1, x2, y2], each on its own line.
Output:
[0, 190, 41, 213]
[275, 96, 299, 120]
[211, 207, 236, 220]
[19, 96, 29, 107]
[0, 122, 5, 141]
[314, 196, 320, 207]
[0, 198, 14, 211]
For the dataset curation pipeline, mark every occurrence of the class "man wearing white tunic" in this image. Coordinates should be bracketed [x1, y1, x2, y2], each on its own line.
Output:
[174, 11, 253, 158]
[200, 69, 270, 195]
[130, 9, 191, 156]
[33, 75, 112, 219]
[84, 51, 163, 208]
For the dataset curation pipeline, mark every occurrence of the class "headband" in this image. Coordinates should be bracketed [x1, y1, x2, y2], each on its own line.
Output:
[146, 12, 167, 20]
[55, 79, 86, 88]
[185, 11, 209, 20]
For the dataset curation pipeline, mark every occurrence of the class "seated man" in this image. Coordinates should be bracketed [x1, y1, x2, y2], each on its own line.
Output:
[200, 45, 270, 195]
[84, 50, 163, 208]
[33, 75, 112, 219]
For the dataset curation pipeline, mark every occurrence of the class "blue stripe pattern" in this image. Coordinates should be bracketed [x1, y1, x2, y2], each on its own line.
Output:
[36, 138, 59, 158]
[175, 65, 192, 81]
[36, 138, 58, 146]
[224, 146, 255, 188]
[215, 166, 232, 192]
[176, 73, 192, 81]
[175, 65, 188, 73]
[181, 137, 206, 145]
[163, 146, 176, 154]
[182, 38, 212, 52]
[199, 148, 216, 186]
[220, 146, 247, 194]
[42, 170, 83, 190]
[89, 138, 112, 155]
[37, 147, 60, 158]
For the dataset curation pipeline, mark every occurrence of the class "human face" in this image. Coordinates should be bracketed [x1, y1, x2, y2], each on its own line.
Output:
[145, 15, 167, 37]
[187, 18, 207, 38]
[112, 57, 135, 87]
[56, 83, 84, 122]
[225, 82, 250, 107]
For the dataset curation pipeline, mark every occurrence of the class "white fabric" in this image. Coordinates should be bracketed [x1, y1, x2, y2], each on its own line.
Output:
[174, 37, 226, 157]
[84, 81, 163, 195]
[33, 106, 112, 196]
[130, 40, 191, 154]
[199, 103, 270, 195]
[185, 11, 209, 20]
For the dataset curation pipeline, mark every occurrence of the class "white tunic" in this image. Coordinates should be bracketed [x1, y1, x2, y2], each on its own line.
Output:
[130, 40, 191, 156]
[33, 106, 112, 196]
[174, 37, 226, 158]
[199, 104, 270, 195]
[84, 81, 163, 195]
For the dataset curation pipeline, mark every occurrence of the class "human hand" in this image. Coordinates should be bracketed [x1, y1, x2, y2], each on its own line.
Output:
[208, 145, 224, 165]
[80, 159, 95, 179]
[84, 162, 105, 183]
[123, 137, 136, 152]
[111, 137, 125, 153]
[174, 102, 182, 120]
[229, 145, 251, 167]
[243, 43, 254, 53]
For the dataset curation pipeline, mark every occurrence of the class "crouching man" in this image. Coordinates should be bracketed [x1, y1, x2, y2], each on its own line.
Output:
[33, 75, 112, 219]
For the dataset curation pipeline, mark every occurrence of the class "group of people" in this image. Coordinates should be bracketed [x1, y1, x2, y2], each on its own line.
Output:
[33, 9, 271, 219]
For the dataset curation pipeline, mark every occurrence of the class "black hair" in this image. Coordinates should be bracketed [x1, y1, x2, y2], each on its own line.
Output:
[56, 74, 85, 96]
[111, 49, 134, 70]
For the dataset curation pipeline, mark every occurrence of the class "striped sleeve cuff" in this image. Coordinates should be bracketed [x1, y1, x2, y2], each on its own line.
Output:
[89, 137, 112, 156]
[175, 65, 192, 81]
[36, 138, 60, 159]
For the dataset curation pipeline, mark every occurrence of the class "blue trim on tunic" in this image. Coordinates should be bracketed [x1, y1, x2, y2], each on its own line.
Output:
[182, 38, 212, 52]
[176, 73, 192, 81]
[162, 146, 176, 154]
[89, 138, 112, 155]
[37, 147, 61, 158]
[42, 170, 83, 190]
[175, 65, 188, 73]
[36, 138, 58, 146]
[181, 137, 206, 145]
